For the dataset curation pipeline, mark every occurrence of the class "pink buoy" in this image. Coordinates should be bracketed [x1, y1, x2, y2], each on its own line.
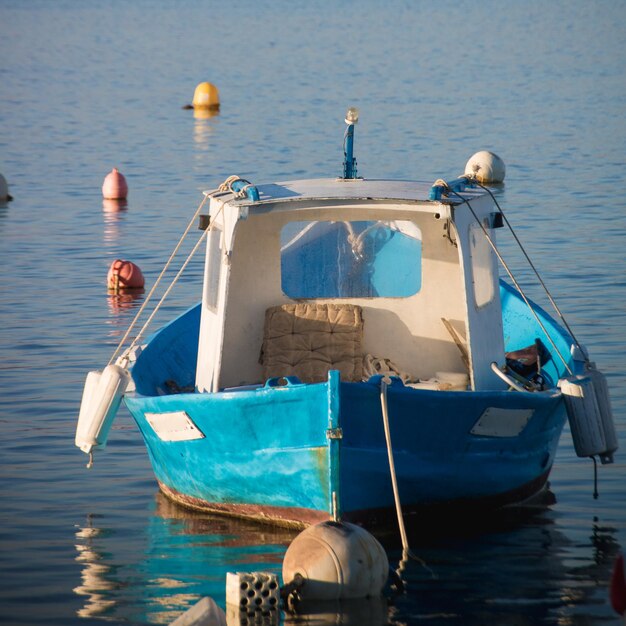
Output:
[102, 168, 128, 200]
[107, 259, 144, 291]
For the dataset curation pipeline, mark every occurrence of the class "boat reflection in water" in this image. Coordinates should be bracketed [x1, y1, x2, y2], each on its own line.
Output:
[73, 493, 293, 624]
[73, 489, 621, 625]
[73, 515, 118, 620]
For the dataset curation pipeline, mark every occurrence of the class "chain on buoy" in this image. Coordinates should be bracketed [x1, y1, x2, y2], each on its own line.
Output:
[107, 259, 145, 291]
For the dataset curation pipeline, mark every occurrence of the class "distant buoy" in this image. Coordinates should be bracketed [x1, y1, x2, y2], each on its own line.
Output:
[282, 521, 389, 600]
[610, 551, 626, 617]
[107, 259, 144, 291]
[102, 168, 128, 200]
[191, 82, 220, 110]
[0, 173, 13, 202]
[464, 151, 506, 184]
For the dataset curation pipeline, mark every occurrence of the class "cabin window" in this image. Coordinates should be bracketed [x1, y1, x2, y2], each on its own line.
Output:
[204, 227, 222, 310]
[280, 220, 422, 298]
[469, 221, 495, 308]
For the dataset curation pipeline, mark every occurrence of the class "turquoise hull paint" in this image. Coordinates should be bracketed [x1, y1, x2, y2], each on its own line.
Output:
[125, 380, 334, 515]
[124, 281, 579, 526]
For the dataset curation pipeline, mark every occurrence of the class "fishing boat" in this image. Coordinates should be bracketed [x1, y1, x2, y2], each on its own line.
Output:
[76, 108, 618, 529]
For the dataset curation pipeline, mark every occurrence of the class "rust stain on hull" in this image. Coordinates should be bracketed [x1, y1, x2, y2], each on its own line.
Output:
[311, 445, 330, 497]
[158, 468, 552, 531]
[158, 482, 328, 530]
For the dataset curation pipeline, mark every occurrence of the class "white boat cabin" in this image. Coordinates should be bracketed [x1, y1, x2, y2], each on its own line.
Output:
[195, 178, 507, 393]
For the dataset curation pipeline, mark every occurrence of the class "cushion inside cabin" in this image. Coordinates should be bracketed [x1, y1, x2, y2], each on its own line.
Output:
[260, 303, 364, 383]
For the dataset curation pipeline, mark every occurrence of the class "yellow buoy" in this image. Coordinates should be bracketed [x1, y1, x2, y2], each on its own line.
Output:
[192, 82, 220, 110]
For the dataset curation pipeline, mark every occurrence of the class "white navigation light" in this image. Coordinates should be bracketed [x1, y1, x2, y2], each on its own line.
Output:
[345, 107, 359, 125]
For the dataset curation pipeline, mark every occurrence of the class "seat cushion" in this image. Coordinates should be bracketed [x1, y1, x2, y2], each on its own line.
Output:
[260, 303, 364, 383]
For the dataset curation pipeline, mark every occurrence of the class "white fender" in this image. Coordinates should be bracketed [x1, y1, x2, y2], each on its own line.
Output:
[75, 370, 102, 448]
[75, 364, 131, 456]
[559, 375, 607, 459]
[585, 367, 618, 464]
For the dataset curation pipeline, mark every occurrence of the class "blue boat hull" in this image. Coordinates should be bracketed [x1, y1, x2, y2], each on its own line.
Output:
[125, 377, 338, 527]
[123, 282, 575, 528]
[125, 371, 567, 528]
[338, 381, 565, 514]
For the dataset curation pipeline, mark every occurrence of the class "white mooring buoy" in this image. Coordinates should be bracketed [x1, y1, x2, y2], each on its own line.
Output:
[282, 521, 389, 601]
[0, 172, 13, 202]
[168, 522, 391, 624]
[464, 150, 506, 184]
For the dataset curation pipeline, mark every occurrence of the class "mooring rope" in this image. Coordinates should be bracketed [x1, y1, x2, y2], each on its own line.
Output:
[380, 378, 435, 580]
[380, 378, 410, 552]
[126, 201, 225, 358]
[443, 184, 574, 377]
[468, 177, 586, 358]
[126, 208, 222, 354]
[108, 176, 241, 366]
[108, 193, 210, 365]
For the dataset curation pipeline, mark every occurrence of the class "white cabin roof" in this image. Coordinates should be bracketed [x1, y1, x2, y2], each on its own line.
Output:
[204, 178, 487, 208]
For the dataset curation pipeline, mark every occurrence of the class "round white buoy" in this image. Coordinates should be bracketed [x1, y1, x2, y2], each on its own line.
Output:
[282, 521, 389, 600]
[0, 173, 13, 202]
[464, 151, 506, 184]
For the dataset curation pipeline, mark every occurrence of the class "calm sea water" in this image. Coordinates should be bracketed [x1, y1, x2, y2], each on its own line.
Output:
[1, 1, 625, 624]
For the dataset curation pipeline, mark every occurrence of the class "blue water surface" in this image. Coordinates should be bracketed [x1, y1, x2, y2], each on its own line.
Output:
[0, 1, 625, 624]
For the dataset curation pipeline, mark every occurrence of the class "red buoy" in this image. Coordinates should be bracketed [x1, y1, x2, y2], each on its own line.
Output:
[102, 168, 128, 200]
[107, 259, 144, 291]
[611, 551, 626, 617]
